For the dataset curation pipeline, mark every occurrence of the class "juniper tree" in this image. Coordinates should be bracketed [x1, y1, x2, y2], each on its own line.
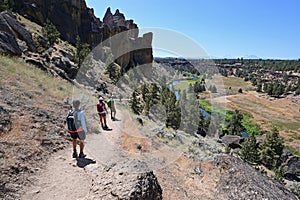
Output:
[259, 127, 284, 169]
[141, 83, 160, 116]
[180, 89, 199, 134]
[42, 19, 60, 46]
[197, 111, 207, 137]
[256, 83, 262, 92]
[73, 36, 90, 68]
[161, 87, 181, 129]
[226, 110, 244, 135]
[239, 135, 260, 164]
[129, 90, 142, 115]
[105, 53, 122, 84]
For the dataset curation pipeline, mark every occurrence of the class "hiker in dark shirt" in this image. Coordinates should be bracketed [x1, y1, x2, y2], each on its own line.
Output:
[97, 97, 109, 130]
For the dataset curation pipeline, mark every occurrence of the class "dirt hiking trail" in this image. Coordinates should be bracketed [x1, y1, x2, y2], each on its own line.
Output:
[22, 108, 133, 200]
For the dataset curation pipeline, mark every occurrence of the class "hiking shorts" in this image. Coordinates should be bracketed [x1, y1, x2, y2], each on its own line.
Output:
[110, 107, 116, 112]
[70, 131, 86, 140]
[98, 111, 106, 117]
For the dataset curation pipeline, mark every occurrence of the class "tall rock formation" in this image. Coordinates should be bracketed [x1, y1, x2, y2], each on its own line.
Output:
[11, 0, 153, 71]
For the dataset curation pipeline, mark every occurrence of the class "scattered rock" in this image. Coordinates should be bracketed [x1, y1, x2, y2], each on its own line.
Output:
[25, 58, 48, 71]
[194, 165, 202, 175]
[221, 135, 243, 149]
[284, 156, 300, 182]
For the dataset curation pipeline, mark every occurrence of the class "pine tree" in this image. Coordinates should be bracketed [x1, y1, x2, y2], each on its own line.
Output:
[256, 83, 262, 92]
[105, 53, 121, 84]
[161, 87, 181, 129]
[263, 83, 269, 93]
[259, 127, 284, 169]
[129, 90, 142, 115]
[180, 90, 199, 134]
[239, 135, 260, 164]
[197, 111, 207, 137]
[42, 19, 61, 46]
[73, 36, 90, 68]
[226, 110, 244, 135]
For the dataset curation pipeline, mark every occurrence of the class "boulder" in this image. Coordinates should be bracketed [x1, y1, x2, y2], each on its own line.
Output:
[284, 156, 300, 182]
[25, 57, 48, 71]
[0, 13, 14, 34]
[1, 11, 36, 52]
[216, 155, 298, 199]
[0, 31, 21, 55]
[89, 159, 162, 199]
[221, 135, 243, 149]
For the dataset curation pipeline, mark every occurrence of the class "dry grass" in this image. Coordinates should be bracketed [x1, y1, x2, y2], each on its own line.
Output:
[0, 56, 72, 101]
[16, 13, 42, 34]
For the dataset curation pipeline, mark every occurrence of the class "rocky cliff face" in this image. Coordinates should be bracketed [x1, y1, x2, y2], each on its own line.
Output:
[0, 11, 36, 55]
[11, 0, 153, 70]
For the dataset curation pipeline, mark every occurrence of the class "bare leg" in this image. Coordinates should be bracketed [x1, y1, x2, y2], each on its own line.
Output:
[73, 138, 77, 151]
[103, 116, 107, 126]
[79, 140, 84, 153]
[113, 111, 116, 119]
[99, 115, 103, 126]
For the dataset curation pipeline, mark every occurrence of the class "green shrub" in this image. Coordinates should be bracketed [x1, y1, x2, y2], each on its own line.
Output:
[42, 19, 60, 46]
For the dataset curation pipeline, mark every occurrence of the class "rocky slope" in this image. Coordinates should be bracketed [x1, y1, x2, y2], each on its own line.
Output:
[0, 56, 163, 200]
[0, 56, 71, 199]
[10, 0, 153, 70]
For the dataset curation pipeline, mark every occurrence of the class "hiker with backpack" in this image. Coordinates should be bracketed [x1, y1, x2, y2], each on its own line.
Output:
[66, 99, 88, 158]
[97, 97, 110, 130]
[107, 95, 116, 121]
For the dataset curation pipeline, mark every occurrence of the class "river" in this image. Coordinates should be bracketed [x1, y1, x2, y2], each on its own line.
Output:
[169, 78, 211, 120]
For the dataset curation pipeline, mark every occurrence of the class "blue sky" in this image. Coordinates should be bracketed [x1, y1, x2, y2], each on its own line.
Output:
[85, 0, 300, 59]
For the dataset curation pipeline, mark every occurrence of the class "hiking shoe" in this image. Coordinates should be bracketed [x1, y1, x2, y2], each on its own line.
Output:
[72, 151, 78, 158]
[79, 152, 86, 158]
[103, 125, 110, 130]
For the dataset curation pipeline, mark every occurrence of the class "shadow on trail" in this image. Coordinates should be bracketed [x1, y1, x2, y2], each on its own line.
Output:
[76, 157, 96, 168]
[103, 128, 113, 131]
[111, 118, 121, 121]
